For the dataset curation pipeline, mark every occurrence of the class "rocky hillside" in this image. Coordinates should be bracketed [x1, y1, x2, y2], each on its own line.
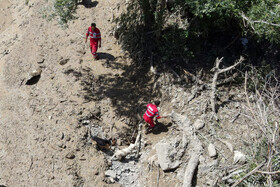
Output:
[0, 0, 279, 187]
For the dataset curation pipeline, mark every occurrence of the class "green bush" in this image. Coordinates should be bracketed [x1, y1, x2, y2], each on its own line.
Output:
[53, 0, 77, 25]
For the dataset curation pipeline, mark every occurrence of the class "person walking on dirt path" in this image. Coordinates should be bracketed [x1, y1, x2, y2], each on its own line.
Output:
[143, 100, 167, 133]
[85, 23, 101, 60]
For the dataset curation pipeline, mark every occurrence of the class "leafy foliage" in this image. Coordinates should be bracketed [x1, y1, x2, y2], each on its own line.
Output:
[53, 0, 77, 25]
[113, 0, 279, 70]
[182, 0, 280, 43]
[40, 0, 77, 26]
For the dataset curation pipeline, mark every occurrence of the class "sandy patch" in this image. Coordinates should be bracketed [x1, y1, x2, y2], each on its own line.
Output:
[0, 0, 12, 33]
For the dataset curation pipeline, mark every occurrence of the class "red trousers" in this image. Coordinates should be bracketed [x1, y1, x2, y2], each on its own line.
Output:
[90, 41, 98, 58]
[143, 114, 155, 128]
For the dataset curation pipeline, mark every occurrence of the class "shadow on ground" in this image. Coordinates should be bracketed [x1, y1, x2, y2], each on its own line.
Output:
[98, 52, 115, 61]
[152, 122, 171, 135]
[77, 0, 98, 8]
[66, 1, 280, 134]
[64, 54, 160, 130]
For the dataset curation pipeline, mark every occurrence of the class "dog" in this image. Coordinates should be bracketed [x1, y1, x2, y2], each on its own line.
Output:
[90, 134, 116, 151]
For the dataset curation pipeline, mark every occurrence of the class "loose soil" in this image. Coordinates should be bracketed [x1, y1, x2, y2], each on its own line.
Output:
[0, 0, 271, 187]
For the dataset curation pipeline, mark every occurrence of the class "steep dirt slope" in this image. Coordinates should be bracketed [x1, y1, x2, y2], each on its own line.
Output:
[0, 0, 127, 186]
[1, 1, 276, 187]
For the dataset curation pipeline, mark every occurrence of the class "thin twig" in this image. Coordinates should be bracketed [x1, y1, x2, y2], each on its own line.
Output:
[28, 156, 33, 171]
[156, 166, 160, 187]
[231, 110, 241, 123]
[136, 133, 142, 158]
[222, 169, 245, 181]
[255, 170, 280, 175]
[232, 160, 266, 187]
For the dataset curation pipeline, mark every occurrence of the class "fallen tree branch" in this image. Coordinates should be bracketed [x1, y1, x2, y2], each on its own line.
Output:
[232, 160, 266, 187]
[187, 84, 206, 103]
[183, 69, 204, 84]
[217, 72, 239, 86]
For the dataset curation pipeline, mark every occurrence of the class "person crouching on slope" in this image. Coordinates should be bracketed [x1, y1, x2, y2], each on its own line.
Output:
[85, 23, 101, 60]
[143, 100, 167, 133]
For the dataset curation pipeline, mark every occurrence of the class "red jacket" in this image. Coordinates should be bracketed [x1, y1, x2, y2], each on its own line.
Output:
[144, 104, 161, 119]
[86, 27, 101, 43]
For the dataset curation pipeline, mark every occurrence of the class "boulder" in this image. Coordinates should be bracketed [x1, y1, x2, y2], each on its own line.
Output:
[155, 137, 187, 171]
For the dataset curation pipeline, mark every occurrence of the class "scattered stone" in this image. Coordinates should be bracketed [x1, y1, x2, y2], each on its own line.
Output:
[65, 152, 75, 159]
[234, 103, 241, 108]
[91, 108, 101, 117]
[117, 139, 122, 146]
[61, 132, 64, 140]
[79, 154, 86, 160]
[193, 119, 205, 130]
[82, 120, 90, 125]
[37, 58, 45, 64]
[57, 142, 64, 148]
[233, 151, 246, 164]
[59, 58, 69, 65]
[93, 169, 99, 175]
[29, 67, 42, 77]
[208, 143, 217, 158]
[26, 67, 42, 85]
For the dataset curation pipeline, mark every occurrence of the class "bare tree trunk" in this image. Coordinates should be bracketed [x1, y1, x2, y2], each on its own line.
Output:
[210, 56, 244, 114]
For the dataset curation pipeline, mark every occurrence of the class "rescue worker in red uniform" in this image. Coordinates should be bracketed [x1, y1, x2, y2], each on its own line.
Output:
[85, 23, 101, 60]
[143, 100, 166, 133]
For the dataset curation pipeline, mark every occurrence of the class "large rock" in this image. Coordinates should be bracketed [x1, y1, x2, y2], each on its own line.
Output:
[155, 137, 188, 171]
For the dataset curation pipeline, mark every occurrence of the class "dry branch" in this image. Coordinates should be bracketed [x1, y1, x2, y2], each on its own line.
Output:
[187, 84, 205, 103]
[217, 72, 239, 86]
[255, 170, 280, 175]
[232, 160, 266, 187]
[210, 56, 244, 114]
[240, 13, 280, 27]
[222, 169, 245, 181]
